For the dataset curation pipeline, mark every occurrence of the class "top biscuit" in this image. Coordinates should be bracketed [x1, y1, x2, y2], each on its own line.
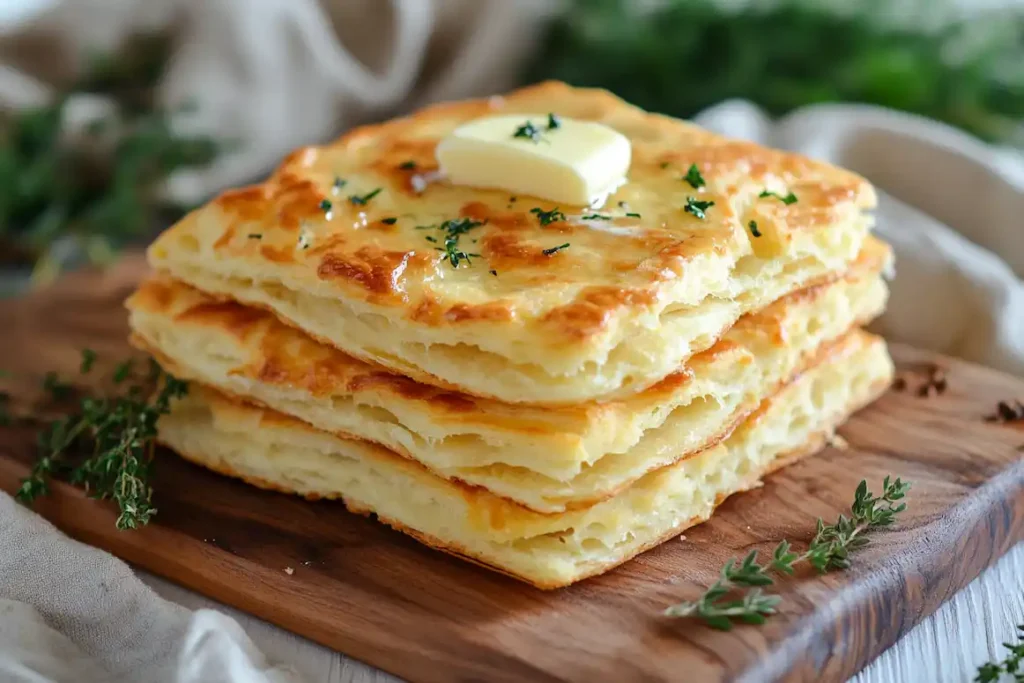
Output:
[147, 81, 876, 404]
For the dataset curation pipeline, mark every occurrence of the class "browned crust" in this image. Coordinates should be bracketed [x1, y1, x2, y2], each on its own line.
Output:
[148, 80, 878, 346]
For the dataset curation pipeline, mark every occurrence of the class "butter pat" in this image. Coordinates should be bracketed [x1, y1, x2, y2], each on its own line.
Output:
[436, 114, 630, 207]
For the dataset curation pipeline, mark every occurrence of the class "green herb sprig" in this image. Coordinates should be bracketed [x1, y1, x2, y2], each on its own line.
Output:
[976, 624, 1024, 682]
[419, 217, 485, 268]
[14, 350, 188, 530]
[665, 476, 910, 630]
[542, 243, 570, 256]
[348, 188, 383, 206]
[684, 164, 706, 189]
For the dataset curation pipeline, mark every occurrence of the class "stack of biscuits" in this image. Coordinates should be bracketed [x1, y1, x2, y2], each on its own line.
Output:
[127, 82, 894, 589]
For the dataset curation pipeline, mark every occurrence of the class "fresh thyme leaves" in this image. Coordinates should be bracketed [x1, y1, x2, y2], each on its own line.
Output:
[513, 120, 544, 143]
[759, 190, 799, 205]
[580, 213, 611, 220]
[684, 197, 715, 219]
[348, 188, 383, 206]
[547, 113, 562, 130]
[626, 212, 642, 218]
[976, 624, 1024, 682]
[16, 351, 189, 530]
[332, 177, 347, 193]
[665, 476, 910, 630]
[421, 217, 485, 268]
[398, 161, 417, 170]
[319, 199, 333, 213]
[748, 220, 762, 237]
[381, 217, 398, 225]
[542, 243, 570, 256]
[80, 349, 97, 375]
[684, 163, 706, 189]
[248, 233, 262, 240]
[530, 207, 567, 226]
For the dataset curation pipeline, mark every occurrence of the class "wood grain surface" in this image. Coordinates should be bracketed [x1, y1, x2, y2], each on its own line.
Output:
[1, 255, 1023, 683]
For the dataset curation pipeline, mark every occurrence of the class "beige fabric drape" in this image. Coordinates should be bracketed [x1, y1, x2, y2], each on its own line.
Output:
[0, 0, 555, 203]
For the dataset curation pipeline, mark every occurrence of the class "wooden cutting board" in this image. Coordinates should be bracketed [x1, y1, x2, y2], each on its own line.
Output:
[1, 256, 1022, 683]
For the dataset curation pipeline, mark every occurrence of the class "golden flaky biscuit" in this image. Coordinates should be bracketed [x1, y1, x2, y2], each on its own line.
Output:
[156, 330, 893, 588]
[147, 81, 877, 403]
[130, 240, 889, 513]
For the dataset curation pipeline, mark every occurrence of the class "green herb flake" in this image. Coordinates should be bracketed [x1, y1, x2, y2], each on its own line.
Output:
[530, 207, 567, 226]
[759, 190, 798, 205]
[489, 270, 498, 276]
[659, 161, 671, 169]
[684, 163, 706, 189]
[348, 188, 383, 206]
[748, 220, 762, 237]
[80, 349, 97, 375]
[248, 233, 262, 239]
[684, 197, 715, 220]
[626, 212, 641, 218]
[112, 360, 134, 385]
[381, 217, 398, 225]
[332, 177, 347, 192]
[542, 243, 570, 256]
[512, 120, 544, 143]
[319, 198, 333, 213]
[547, 113, 562, 130]
[398, 161, 417, 170]
[580, 213, 611, 220]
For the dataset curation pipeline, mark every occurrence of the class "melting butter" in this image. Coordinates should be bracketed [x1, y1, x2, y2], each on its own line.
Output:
[436, 114, 630, 207]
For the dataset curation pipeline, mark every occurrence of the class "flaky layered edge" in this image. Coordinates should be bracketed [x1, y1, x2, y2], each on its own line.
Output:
[156, 331, 893, 588]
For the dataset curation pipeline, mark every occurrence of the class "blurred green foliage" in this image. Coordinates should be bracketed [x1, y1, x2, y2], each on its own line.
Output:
[528, 0, 1024, 144]
[0, 34, 220, 278]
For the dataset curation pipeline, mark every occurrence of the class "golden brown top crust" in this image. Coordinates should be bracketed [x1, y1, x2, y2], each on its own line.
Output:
[129, 237, 889, 432]
[149, 81, 875, 339]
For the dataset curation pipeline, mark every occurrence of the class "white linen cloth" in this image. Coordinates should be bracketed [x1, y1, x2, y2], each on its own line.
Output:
[1, 1, 1023, 681]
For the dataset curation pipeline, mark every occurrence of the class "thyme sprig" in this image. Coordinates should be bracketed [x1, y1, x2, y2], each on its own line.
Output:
[14, 350, 188, 530]
[665, 476, 910, 630]
[419, 217, 485, 269]
[976, 624, 1024, 682]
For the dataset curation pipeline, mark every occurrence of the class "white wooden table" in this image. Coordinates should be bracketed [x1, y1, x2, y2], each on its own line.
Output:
[145, 542, 1024, 683]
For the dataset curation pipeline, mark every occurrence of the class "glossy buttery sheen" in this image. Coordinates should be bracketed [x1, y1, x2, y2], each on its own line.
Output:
[147, 81, 877, 403]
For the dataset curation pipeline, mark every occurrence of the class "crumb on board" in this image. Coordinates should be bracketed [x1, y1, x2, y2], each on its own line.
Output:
[284, 566, 294, 576]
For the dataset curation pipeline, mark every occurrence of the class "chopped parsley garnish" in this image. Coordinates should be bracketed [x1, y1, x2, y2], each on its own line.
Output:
[398, 161, 417, 170]
[381, 217, 398, 225]
[348, 188, 383, 206]
[332, 177, 346, 192]
[489, 269, 498, 276]
[512, 120, 544, 143]
[542, 243, 570, 256]
[626, 212, 641, 218]
[580, 213, 611, 220]
[319, 198, 332, 212]
[422, 217, 486, 269]
[748, 220, 762, 237]
[759, 190, 798, 205]
[247, 233, 262, 239]
[684, 197, 715, 219]
[547, 113, 562, 130]
[684, 163, 706, 189]
[530, 207, 567, 226]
